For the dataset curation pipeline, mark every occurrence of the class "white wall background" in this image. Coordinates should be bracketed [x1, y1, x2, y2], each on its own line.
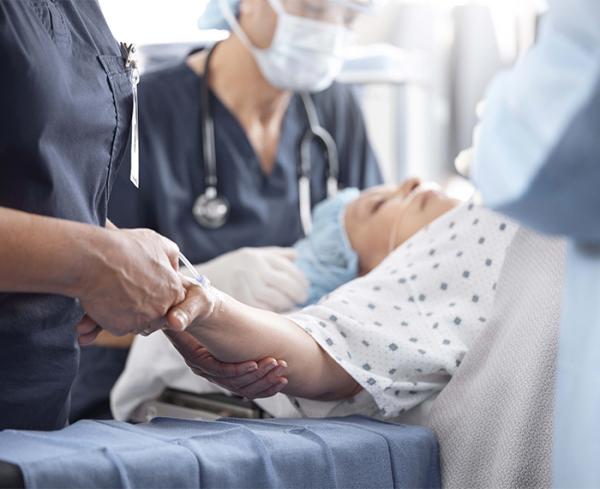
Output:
[98, 0, 546, 47]
[98, 0, 209, 44]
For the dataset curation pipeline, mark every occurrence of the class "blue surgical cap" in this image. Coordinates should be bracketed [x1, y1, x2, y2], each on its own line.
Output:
[198, 0, 239, 30]
[294, 188, 360, 306]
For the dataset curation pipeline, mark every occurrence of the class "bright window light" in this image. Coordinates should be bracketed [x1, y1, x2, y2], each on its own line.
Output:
[98, 0, 213, 45]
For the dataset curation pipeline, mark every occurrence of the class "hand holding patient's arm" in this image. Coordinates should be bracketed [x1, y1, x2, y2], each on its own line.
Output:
[166, 280, 360, 401]
[0, 207, 190, 339]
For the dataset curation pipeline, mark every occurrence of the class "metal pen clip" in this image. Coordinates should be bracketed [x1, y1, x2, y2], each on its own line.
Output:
[121, 42, 140, 189]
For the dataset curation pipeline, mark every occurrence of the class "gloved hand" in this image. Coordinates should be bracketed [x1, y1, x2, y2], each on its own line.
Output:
[191, 247, 309, 312]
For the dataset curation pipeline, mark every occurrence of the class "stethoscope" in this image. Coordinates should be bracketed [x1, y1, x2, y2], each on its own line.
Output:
[192, 43, 340, 235]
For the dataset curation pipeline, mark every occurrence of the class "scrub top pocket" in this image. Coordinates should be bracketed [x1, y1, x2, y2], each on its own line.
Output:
[97, 54, 134, 201]
[29, 0, 71, 50]
[0, 0, 135, 431]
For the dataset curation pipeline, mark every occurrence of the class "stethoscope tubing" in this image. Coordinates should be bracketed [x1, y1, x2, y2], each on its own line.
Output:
[194, 42, 340, 235]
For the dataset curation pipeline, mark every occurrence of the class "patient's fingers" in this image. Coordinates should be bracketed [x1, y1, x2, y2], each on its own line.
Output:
[191, 355, 259, 379]
[225, 358, 280, 389]
[235, 362, 288, 399]
[188, 359, 259, 380]
[203, 358, 280, 388]
[204, 360, 287, 399]
[164, 329, 259, 378]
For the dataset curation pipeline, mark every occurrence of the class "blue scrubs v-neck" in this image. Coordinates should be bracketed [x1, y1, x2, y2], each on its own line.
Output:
[108, 60, 383, 265]
[205, 69, 301, 188]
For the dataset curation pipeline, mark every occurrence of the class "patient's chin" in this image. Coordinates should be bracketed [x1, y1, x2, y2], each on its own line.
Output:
[359, 250, 388, 276]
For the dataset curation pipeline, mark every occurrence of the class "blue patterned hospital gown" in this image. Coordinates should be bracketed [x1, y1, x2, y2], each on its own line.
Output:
[288, 202, 517, 419]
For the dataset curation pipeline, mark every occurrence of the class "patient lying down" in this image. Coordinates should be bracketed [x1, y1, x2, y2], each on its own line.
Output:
[295, 178, 457, 305]
[161, 180, 517, 419]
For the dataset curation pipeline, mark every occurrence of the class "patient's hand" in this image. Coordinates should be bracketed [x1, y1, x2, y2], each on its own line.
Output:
[165, 329, 288, 399]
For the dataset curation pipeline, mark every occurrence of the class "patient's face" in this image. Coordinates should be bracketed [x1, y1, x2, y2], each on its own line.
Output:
[345, 178, 459, 275]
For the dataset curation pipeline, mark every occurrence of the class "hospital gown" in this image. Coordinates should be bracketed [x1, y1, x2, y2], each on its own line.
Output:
[75, 61, 382, 422]
[289, 202, 517, 418]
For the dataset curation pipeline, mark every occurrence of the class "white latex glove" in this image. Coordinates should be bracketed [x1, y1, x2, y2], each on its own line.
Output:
[191, 247, 309, 312]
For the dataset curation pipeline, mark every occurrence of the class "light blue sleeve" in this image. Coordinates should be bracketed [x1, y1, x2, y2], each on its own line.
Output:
[472, 0, 600, 243]
[472, 4, 600, 487]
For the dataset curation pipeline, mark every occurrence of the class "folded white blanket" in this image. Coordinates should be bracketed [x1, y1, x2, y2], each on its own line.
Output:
[427, 228, 565, 488]
[111, 330, 299, 421]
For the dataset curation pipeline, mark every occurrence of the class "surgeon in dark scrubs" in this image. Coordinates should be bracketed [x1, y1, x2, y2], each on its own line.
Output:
[111, 0, 382, 280]
[70, 0, 383, 420]
[0, 0, 210, 431]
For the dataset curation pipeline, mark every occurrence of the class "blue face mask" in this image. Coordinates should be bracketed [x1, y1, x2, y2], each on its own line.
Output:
[294, 188, 360, 306]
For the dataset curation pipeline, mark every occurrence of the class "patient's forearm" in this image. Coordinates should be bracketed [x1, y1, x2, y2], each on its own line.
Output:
[187, 294, 359, 401]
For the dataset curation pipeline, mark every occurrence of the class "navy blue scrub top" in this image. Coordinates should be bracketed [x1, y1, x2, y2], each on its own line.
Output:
[108, 60, 383, 263]
[0, 1, 132, 430]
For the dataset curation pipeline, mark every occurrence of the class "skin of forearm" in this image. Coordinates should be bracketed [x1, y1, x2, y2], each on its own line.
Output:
[187, 293, 360, 402]
[0, 206, 106, 297]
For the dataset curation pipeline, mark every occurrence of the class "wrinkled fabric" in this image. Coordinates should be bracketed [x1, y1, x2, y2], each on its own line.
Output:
[294, 188, 360, 305]
[0, 0, 131, 430]
[70, 347, 130, 422]
[0, 417, 440, 489]
[428, 229, 565, 488]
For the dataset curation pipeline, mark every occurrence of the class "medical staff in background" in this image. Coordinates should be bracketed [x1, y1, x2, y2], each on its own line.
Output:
[471, 0, 600, 486]
[0, 1, 202, 431]
[71, 0, 383, 421]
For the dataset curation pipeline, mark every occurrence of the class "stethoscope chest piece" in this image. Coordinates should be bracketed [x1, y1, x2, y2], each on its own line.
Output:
[193, 187, 230, 229]
[194, 43, 339, 232]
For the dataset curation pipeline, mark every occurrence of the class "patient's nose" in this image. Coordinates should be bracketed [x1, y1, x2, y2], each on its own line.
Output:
[398, 178, 422, 198]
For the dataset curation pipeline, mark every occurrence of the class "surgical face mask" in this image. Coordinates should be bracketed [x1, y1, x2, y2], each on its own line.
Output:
[219, 0, 351, 92]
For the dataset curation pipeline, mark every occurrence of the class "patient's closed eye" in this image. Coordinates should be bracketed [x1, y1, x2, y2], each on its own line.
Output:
[371, 198, 386, 214]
